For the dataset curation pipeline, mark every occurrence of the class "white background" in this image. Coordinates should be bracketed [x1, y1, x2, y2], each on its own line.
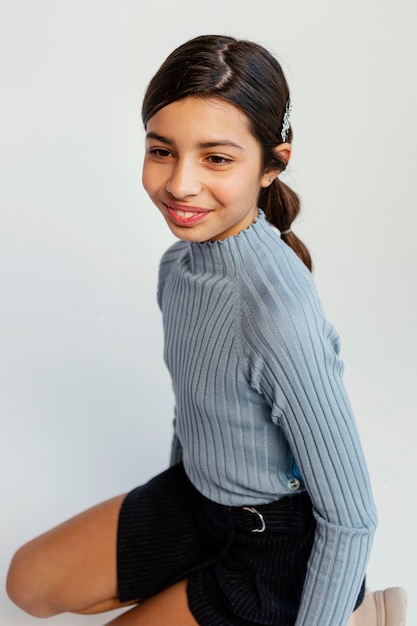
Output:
[1, 1, 416, 624]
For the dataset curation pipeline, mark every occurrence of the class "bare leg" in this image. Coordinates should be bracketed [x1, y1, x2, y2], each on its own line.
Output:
[104, 580, 198, 626]
[6, 494, 130, 618]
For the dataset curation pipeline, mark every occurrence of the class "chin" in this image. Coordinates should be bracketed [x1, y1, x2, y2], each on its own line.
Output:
[164, 221, 209, 243]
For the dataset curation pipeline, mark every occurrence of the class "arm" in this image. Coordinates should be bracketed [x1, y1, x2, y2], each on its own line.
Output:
[276, 328, 376, 626]
[242, 270, 377, 626]
[158, 243, 187, 468]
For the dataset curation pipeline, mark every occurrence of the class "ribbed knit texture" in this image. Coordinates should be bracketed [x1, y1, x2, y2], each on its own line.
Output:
[157, 211, 377, 626]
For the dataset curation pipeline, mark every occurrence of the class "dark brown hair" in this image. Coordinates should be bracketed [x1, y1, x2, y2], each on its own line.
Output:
[142, 34, 312, 270]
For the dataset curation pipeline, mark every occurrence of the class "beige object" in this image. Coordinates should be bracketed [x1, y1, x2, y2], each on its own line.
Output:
[347, 588, 407, 626]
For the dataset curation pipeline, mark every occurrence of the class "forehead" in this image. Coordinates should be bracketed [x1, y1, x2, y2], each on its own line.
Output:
[146, 96, 255, 143]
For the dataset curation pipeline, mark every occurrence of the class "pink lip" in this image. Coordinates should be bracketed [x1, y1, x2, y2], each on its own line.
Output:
[165, 203, 211, 227]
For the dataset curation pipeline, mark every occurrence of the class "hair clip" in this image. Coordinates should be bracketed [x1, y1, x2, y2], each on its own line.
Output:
[281, 99, 292, 142]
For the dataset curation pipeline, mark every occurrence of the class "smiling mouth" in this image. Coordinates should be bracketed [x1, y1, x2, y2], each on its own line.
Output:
[165, 204, 211, 227]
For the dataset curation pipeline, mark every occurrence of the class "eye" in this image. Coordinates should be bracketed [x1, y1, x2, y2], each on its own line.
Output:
[207, 155, 232, 165]
[149, 148, 172, 158]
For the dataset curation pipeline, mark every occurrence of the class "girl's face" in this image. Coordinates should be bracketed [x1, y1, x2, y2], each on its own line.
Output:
[142, 96, 281, 243]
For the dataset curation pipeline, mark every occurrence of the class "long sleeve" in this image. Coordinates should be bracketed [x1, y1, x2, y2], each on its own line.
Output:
[158, 244, 186, 470]
[239, 236, 377, 626]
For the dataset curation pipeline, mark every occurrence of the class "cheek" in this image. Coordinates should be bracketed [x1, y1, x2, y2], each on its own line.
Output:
[224, 173, 262, 204]
[214, 173, 248, 200]
[141, 163, 158, 197]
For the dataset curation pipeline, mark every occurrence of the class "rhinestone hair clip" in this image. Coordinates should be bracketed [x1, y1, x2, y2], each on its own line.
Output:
[281, 99, 292, 142]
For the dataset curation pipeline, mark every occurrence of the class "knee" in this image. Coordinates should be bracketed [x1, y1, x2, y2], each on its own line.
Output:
[6, 544, 59, 618]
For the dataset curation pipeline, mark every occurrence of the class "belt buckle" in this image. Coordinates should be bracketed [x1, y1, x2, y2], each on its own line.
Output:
[242, 506, 266, 533]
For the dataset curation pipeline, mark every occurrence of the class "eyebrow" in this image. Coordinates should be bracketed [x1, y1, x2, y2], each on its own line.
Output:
[145, 131, 244, 151]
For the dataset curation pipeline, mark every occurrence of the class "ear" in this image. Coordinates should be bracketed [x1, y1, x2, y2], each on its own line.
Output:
[260, 142, 292, 188]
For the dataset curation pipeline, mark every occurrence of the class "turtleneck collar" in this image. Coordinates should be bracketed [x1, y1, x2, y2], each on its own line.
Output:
[184, 210, 273, 276]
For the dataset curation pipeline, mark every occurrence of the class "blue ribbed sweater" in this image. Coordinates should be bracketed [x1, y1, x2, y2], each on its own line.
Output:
[157, 211, 377, 626]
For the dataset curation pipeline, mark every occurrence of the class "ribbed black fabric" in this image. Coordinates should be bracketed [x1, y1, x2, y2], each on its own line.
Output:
[118, 464, 365, 625]
[188, 489, 316, 625]
[118, 464, 365, 624]
[117, 464, 208, 601]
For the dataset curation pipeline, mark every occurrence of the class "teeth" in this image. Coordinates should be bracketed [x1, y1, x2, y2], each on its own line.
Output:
[174, 209, 198, 218]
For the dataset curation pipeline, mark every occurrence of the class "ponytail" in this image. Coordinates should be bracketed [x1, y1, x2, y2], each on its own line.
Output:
[258, 179, 312, 272]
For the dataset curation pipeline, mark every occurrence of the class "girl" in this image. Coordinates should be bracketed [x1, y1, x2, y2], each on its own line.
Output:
[7, 35, 377, 626]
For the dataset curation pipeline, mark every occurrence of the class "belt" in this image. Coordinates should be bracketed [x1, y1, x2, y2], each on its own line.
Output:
[228, 492, 311, 534]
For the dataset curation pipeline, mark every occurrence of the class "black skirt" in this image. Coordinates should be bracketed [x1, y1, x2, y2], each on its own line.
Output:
[117, 463, 364, 625]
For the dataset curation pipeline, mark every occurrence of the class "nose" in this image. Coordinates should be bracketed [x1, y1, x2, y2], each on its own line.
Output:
[166, 159, 201, 198]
